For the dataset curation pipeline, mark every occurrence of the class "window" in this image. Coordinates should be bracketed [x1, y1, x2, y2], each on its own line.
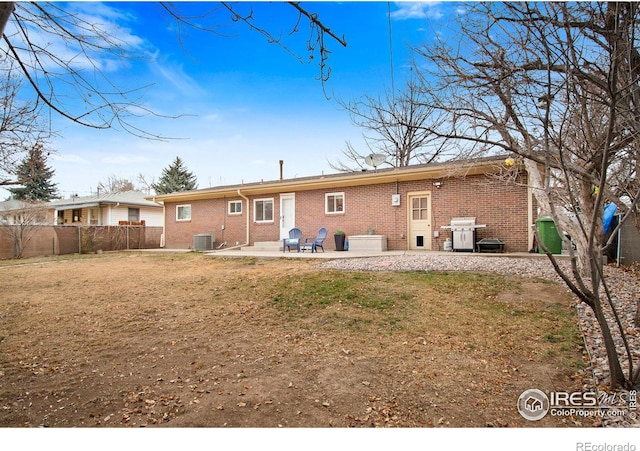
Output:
[325, 192, 345, 214]
[228, 200, 242, 215]
[128, 208, 140, 222]
[72, 209, 81, 223]
[412, 197, 429, 220]
[176, 204, 191, 221]
[254, 198, 274, 222]
[89, 208, 100, 225]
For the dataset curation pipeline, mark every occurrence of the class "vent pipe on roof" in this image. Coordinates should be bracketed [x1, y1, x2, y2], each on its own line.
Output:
[279, 160, 284, 181]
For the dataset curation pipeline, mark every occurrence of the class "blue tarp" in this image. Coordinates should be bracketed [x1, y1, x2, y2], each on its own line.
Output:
[603, 203, 617, 234]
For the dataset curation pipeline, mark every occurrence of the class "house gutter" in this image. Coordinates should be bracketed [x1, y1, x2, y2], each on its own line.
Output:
[237, 189, 250, 246]
[149, 158, 505, 204]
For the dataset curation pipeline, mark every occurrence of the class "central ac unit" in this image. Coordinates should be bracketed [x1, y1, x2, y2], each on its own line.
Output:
[193, 234, 214, 251]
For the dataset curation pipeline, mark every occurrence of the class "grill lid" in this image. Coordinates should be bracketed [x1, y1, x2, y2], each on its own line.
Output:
[450, 217, 476, 227]
[441, 217, 487, 230]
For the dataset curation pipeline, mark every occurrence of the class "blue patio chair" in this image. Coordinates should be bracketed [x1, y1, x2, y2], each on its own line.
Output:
[301, 227, 327, 253]
[283, 227, 302, 252]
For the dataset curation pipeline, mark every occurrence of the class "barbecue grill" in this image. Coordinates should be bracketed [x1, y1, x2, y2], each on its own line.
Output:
[441, 217, 487, 252]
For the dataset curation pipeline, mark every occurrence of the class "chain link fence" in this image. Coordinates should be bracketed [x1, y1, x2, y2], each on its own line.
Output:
[0, 225, 163, 259]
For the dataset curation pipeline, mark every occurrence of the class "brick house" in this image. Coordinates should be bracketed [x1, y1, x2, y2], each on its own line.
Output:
[149, 156, 536, 252]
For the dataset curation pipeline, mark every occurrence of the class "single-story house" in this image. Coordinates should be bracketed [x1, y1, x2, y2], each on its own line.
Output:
[0, 199, 46, 225]
[150, 156, 537, 253]
[48, 191, 164, 226]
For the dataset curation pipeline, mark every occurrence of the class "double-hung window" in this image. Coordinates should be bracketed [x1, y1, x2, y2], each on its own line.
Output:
[325, 192, 345, 214]
[254, 198, 274, 222]
[228, 200, 242, 215]
[128, 208, 140, 222]
[176, 204, 191, 221]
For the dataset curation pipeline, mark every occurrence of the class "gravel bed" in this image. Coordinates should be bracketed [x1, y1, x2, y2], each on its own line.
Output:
[317, 254, 640, 427]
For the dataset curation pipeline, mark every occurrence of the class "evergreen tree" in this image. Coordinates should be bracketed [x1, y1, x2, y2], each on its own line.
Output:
[151, 157, 198, 194]
[8, 143, 59, 201]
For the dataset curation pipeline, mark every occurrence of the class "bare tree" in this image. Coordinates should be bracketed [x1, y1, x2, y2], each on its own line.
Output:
[0, 62, 51, 186]
[96, 175, 137, 194]
[0, 2, 347, 142]
[413, 2, 640, 389]
[135, 173, 155, 195]
[331, 80, 449, 172]
[0, 201, 48, 257]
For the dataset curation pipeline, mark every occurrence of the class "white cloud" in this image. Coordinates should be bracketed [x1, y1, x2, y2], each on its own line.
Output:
[391, 2, 444, 20]
[202, 112, 222, 122]
[52, 153, 90, 164]
[7, 3, 148, 74]
[101, 154, 150, 165]
[151, 60, 208, 98]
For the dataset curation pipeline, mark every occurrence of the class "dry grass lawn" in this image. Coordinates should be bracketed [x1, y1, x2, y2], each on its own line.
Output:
[0, 252, 587, 427]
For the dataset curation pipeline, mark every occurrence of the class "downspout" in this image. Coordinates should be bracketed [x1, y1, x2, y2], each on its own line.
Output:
[237, 189, 250, 246]
[152, 197, 166, 248]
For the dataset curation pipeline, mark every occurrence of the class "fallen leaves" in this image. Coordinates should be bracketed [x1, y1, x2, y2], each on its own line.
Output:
[0, 253, 589, 428]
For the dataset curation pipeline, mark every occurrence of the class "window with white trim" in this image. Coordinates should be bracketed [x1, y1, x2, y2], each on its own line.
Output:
[254, 198, 274, 222]
[176, 204, 191, 221]
[325, 192, 345, 214]
[228, 200, 242, 215]
[89, 208, 100, 225]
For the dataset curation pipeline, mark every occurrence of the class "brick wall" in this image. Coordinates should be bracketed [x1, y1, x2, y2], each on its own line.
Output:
[164, 198, 244, 249]
[164, 172, 533, 252]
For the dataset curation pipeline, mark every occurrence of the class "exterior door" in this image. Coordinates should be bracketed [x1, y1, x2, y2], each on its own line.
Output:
[408, 193, 432, 250]
[280, 193, 296, 240]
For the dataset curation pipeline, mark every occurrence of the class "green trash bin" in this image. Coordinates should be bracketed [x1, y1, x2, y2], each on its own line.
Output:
[536, 216, 562, 254]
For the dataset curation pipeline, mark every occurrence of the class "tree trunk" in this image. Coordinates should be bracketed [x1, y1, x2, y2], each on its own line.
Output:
[592, 294, 627, 388]
[0, 2, 14, 37]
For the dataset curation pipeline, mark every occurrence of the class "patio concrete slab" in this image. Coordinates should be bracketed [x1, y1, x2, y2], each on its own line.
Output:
[202, 248, 564, 260]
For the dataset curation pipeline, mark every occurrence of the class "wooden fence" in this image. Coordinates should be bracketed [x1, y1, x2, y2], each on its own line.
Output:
[0, 225, 163, 259]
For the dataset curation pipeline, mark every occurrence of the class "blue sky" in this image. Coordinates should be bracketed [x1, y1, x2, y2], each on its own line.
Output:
[5, 2, 463, 198]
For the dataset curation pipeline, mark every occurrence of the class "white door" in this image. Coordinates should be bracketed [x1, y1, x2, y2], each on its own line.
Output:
[280, 193, 296, 239]
[408, 193, 432, 250]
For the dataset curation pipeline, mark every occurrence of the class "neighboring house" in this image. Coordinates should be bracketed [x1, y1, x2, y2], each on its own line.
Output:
[47, 191, 164, 226]
[0, 199, 48, 225]
[149, 156, 537, 252]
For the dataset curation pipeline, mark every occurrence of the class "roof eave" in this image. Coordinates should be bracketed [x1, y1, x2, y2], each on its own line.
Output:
[148, 159, 506, 203]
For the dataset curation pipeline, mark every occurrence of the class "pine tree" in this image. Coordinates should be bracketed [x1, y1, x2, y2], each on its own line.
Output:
[9, 143, 60, 201]
[151, 157, 198, 194]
